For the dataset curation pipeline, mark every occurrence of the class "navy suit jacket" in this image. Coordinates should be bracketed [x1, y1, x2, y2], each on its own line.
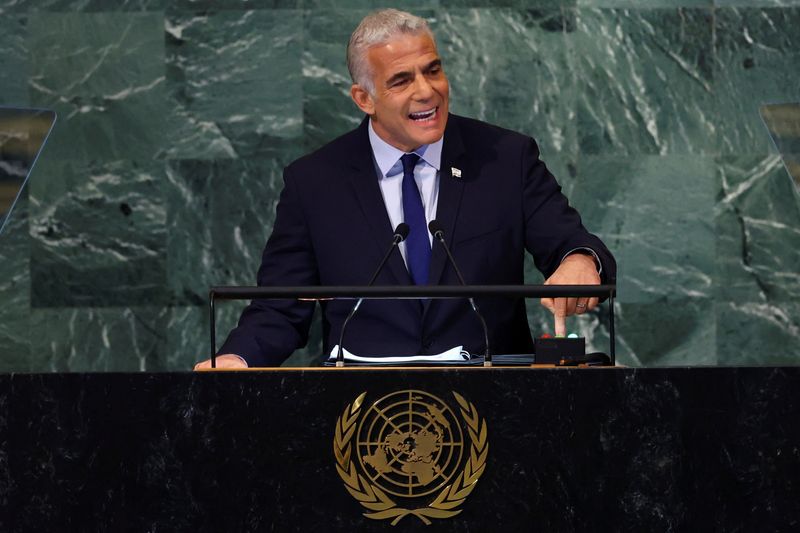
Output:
[219, 114, 616, 366]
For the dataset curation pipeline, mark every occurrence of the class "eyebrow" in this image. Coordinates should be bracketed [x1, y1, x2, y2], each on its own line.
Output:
[425, 59, 442, 71]
[384, 59, 442, 87]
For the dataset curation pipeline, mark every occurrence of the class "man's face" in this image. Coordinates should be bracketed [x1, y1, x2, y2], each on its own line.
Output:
[351, 32, 450, 152]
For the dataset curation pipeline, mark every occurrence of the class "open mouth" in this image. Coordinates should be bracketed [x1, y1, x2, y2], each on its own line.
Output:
[408, 107, 438, 122]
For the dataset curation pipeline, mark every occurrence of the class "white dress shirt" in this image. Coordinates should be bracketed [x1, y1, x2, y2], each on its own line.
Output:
[368, 120, 443, 267]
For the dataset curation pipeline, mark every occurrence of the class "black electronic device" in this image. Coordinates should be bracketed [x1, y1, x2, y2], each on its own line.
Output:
[534, 336, 585, 364]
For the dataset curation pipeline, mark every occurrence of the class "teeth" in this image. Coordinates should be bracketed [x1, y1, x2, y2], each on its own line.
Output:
[409, 108, 436, 120]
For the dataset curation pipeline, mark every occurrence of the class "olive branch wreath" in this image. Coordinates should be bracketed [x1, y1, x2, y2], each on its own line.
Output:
[333, 391, 488, 526]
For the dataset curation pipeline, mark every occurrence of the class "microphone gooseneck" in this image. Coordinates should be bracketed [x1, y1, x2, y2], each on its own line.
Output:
[336, 223, 409, 367]
[428, 220, 492, 366]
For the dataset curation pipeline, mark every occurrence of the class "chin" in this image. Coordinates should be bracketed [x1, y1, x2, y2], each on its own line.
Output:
[408, 124, 446, 146]
[417, 131, 444, 145]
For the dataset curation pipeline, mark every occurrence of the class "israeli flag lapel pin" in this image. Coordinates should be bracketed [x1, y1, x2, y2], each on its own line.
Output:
[451, 167, 462, 178]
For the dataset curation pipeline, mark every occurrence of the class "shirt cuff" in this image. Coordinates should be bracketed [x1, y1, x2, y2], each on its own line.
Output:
[561, 247, 602, 275]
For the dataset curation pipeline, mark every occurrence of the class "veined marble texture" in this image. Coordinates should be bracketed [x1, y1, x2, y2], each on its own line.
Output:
[715, 0, 800, 6]
[716, 155, 800, 301]
[714, 8, 800, 154]
[573, 8, 716, 155]
[28, 306, 169, 371]
[440, 8, 577, 156]
[0, 16, 29, 106]
[578, 1, 712, 6]
[573, 155, 716, 303]
[27, 12, 168, 163]
[0, 0, 166, 13]
[29, 158, 167, 308]
[0, 195, 31, 370]
[164, 9, 304, 160]
[0, 4, 799, 371]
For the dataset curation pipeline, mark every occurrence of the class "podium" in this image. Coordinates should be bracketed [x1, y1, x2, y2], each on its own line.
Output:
[2, 366, 798, 531]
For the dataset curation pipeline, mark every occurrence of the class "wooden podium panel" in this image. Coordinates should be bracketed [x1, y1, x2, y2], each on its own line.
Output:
[1, 367, 798, 531]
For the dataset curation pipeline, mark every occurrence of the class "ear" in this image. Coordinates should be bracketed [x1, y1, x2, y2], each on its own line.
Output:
[350, 84, 375, 115]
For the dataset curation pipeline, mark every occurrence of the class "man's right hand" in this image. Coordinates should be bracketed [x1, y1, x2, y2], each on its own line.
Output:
[194, 354, 249, 370]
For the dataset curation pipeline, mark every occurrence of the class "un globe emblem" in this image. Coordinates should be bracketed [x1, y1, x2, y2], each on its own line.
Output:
[357, 390, 464, 498]
[333, 390, 488, 525]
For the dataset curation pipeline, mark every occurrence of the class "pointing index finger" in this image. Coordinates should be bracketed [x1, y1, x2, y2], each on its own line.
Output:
[554, 298, 567, 337]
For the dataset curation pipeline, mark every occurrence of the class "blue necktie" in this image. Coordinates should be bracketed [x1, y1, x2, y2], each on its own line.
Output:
[400, 153, 430, 285]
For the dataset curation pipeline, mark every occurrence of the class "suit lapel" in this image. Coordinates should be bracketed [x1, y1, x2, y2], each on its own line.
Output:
[347, 118, 413, 286]
[427, 116, 467, 288]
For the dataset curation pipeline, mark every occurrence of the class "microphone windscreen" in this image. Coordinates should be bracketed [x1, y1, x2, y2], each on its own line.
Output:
[428, 219, 444, 237]
[394, 222, 410, 241]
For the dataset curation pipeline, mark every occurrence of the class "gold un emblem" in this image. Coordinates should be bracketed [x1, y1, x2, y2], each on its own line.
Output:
[333, 390, 488, 525]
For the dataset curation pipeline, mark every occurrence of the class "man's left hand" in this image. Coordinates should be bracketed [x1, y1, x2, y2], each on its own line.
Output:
[540, 253, 601, 336]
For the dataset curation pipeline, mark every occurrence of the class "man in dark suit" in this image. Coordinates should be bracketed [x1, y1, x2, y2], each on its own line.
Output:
[196, 9, 615, 369]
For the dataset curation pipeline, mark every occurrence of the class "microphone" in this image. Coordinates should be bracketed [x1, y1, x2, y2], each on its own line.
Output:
[336, 223, 409, 367]
[428, 220, 492, 366]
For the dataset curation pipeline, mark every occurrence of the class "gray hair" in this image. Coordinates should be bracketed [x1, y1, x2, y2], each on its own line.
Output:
[347, 9, 435, 95]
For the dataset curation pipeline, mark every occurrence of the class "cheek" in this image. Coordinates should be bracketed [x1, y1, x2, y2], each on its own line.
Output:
[386, 97, 408, 116]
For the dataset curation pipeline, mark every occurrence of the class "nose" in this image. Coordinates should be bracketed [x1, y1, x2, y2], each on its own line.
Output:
[412, 74, 434, 100]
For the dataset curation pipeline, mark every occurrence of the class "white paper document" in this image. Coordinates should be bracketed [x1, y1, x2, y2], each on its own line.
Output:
[326, 345, 471, 364]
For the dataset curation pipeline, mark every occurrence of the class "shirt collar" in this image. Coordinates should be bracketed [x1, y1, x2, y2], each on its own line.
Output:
[368, 119, 443, 177]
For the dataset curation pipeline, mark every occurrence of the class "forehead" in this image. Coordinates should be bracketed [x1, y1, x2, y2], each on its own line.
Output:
[367, 33, 440, 76]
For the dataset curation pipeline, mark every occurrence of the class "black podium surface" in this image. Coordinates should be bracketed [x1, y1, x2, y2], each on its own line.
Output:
[1, 367, 798, 532]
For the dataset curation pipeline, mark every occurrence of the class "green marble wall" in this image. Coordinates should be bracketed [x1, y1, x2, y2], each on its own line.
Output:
[1, 1, 799, 371]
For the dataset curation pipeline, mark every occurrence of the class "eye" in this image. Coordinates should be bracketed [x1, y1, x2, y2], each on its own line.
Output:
[389, 78, 409, 88]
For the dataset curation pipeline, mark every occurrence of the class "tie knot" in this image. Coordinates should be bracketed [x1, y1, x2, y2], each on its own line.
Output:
[400, 153, 420, 176]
